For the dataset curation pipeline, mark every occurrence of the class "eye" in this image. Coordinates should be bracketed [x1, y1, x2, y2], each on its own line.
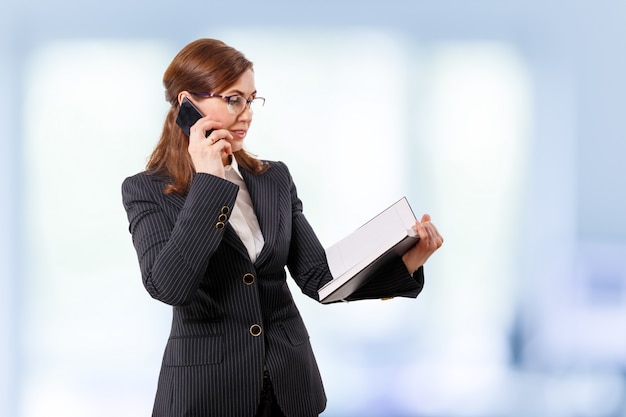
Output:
[227, 96, 246, 109]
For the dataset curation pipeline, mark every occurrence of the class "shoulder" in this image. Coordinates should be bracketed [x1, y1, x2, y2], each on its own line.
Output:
[239, 160, 297, 198]
[251, 160, 297, 189]
[121, 170, 171, 200]
[258, 160, 291, 179]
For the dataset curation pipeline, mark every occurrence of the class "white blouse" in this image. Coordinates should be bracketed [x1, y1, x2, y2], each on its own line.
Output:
[223, 158, 265, 262]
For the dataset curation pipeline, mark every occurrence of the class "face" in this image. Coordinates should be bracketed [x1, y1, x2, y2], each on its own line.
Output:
[181, 69, 257, 153]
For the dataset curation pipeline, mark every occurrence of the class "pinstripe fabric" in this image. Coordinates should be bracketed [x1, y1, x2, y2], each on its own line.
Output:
[121, 161, 424, 417]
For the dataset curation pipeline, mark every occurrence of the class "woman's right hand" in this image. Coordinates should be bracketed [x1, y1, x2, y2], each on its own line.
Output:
[187, 116, 233, 178]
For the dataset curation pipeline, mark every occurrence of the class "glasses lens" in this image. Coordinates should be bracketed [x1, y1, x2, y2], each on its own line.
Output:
[226, 96, 265, 114]
[250, 97, 265, 113]
[224, 96, 243, 114]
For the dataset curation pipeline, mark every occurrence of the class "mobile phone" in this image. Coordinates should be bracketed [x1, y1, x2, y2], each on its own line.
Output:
[176, 96, 214, 137]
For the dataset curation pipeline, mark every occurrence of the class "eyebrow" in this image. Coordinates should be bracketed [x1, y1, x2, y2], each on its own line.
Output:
[227, 89, 257, 97]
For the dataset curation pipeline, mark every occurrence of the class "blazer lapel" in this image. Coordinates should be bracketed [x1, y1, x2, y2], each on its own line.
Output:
[242, 168, 279, 266]
[222, 226, 250, 259]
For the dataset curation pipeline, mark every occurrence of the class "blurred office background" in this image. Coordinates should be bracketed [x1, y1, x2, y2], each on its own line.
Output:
[1, 1, 625, 416]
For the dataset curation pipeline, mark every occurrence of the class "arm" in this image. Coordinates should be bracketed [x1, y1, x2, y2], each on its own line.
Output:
[282, 165, 334, 300]
[122, 173, 239, 306]
[347, 213, 442, 302]
[345, 260, 424, 302]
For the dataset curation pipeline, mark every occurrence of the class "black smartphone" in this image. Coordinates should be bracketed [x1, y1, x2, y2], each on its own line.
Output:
[176, 96, 214, 137]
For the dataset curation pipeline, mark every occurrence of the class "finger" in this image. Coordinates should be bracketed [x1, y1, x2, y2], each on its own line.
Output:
[190, 118, 222, 141]
[414, 222, 430, 242]
[413, 215, 431, 238]
[424, 222, 444, 247]
[212, 137, 224, 144]
[206, 129, 233, 144]
[415, 222, 439, 250]
[423, 222, 438, 240]
[419, 214, 443, 244]
[210, 136, 233, 156]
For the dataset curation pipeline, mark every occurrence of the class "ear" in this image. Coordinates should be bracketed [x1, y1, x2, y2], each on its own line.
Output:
[177, 91, 191, 105]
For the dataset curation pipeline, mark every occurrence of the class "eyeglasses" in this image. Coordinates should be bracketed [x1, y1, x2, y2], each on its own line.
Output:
[192, 92, 265, 115]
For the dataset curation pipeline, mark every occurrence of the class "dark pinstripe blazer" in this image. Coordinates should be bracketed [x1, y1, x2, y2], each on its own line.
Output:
[122, 160, 424, 417]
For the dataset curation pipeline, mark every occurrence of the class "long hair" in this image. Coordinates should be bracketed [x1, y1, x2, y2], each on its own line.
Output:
[147, 38, 267, 194]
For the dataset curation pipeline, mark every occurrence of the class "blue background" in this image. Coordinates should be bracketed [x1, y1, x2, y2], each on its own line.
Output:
[1, 1, 625, 416]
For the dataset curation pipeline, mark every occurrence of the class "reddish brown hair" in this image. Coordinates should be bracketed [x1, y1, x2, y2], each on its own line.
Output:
[147, 38, 267, 194]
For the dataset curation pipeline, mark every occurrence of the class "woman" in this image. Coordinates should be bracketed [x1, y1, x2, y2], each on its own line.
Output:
[122, 38, 443, 417]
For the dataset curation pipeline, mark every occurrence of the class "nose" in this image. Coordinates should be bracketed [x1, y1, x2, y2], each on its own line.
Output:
[238, 104, 253, 120]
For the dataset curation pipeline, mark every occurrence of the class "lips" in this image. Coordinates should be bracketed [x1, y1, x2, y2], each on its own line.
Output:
[231, 130, 247, 139]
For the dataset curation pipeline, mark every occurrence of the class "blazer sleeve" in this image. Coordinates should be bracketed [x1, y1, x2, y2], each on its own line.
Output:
[122, 172, 239, 306]
[278, 164, 334, 301]
[345, 261, 424, 302]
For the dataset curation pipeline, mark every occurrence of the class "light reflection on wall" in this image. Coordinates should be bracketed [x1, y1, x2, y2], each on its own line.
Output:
[403, 43, 532, 417]
[22, 40, 174, 417]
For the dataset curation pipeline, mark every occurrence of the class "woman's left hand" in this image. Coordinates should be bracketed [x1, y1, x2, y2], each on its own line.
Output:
[401, 214, 444, 275]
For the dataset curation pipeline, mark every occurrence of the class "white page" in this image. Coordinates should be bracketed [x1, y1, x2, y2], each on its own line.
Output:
[325, 198, 416, 279]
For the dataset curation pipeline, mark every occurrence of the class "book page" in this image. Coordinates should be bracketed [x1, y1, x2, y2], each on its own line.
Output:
[325, 198, 416, 279]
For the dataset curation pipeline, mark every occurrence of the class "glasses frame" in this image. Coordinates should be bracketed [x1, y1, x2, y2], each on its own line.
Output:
[191, 92, 265, 114]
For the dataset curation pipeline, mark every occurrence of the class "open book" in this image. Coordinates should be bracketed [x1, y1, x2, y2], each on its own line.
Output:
[318, 197, 419, 304]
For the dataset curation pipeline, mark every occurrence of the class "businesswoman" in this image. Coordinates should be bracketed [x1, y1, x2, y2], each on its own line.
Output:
[122, 38, 443, 417]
